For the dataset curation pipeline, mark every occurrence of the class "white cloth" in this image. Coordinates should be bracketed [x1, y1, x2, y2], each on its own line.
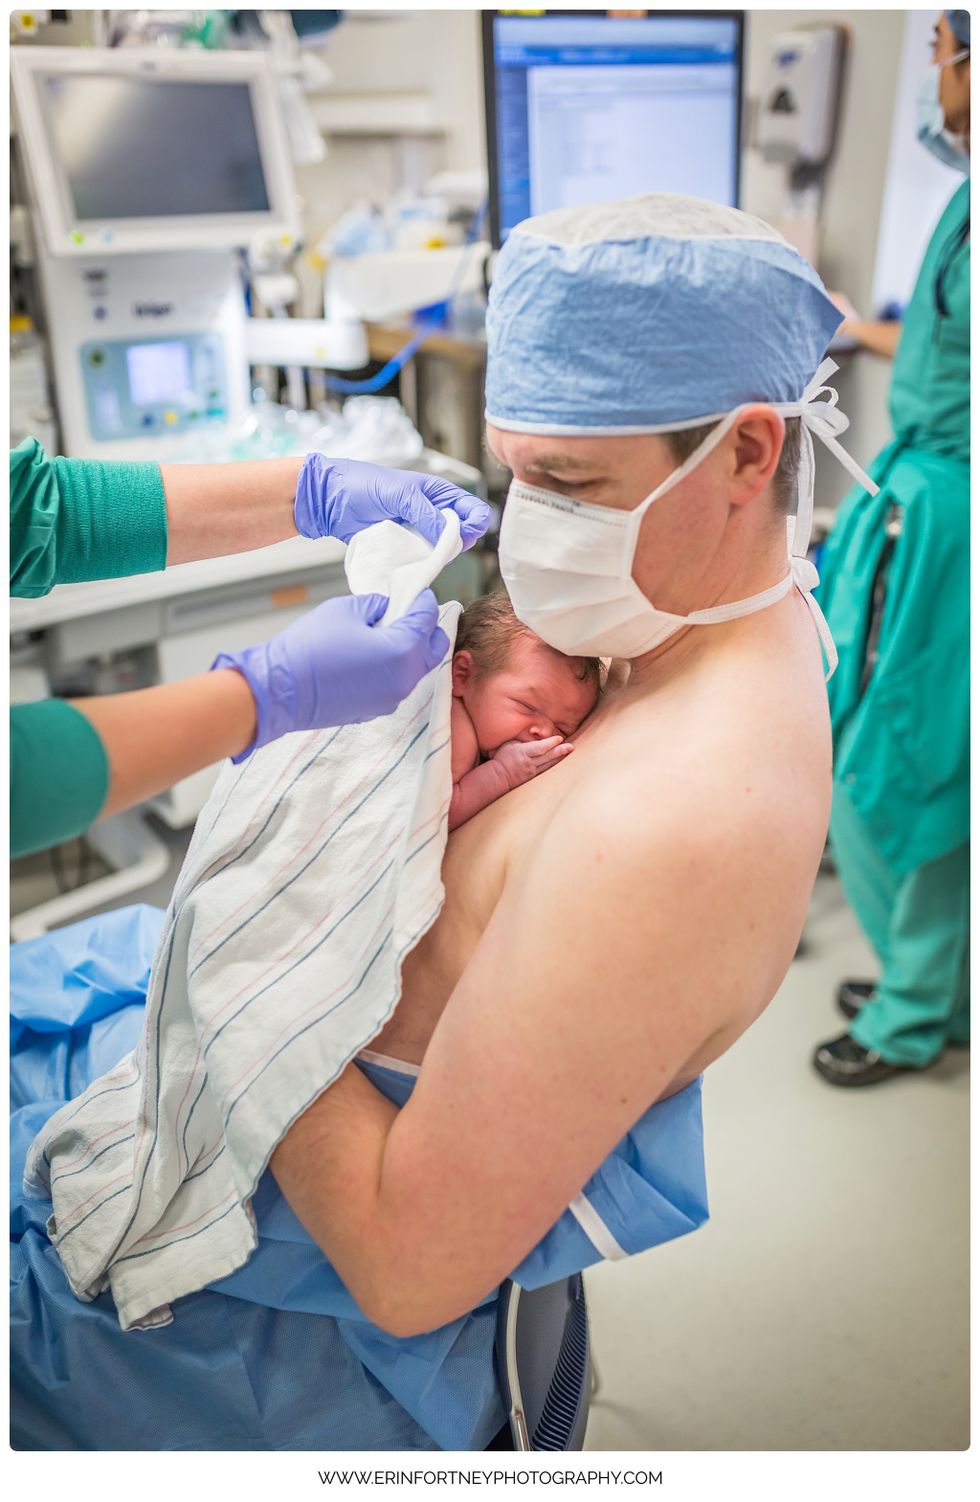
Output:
[345, 510, 462, 625]
[24, 603, 461, 1331]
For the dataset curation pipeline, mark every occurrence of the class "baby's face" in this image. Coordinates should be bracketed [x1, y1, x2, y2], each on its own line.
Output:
[453, 635, 598, 755]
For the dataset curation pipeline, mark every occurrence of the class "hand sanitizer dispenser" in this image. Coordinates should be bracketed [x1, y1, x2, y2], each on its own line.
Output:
[756, 27, 845, 169]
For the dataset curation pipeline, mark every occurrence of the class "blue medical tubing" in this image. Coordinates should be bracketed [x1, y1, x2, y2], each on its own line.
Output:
[323, 200, 488, 396]
[322, 323, 433, 396]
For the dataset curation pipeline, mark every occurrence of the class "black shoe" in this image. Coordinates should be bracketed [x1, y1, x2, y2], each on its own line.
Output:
[837, 979, 876, 1021]
[812, 1033, 916, 1087]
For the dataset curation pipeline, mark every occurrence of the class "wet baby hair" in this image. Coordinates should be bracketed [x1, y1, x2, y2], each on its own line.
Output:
[455, 591, 601, 693]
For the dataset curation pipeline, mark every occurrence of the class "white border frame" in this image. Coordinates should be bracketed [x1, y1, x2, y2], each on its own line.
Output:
[10, 46, 300, 256]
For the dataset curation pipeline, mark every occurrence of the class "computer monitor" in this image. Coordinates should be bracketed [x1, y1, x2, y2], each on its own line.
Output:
[11, 46, 299, 256]
[483, 11, 744, 245]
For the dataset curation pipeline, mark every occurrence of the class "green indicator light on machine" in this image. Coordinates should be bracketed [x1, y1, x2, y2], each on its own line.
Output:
[70, 230, 85, 245]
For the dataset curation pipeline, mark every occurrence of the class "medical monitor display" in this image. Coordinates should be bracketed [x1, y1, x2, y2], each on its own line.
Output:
[126, 341, 194, 406]
[484, 11, 743, 244]
[41, 74, 271, 220]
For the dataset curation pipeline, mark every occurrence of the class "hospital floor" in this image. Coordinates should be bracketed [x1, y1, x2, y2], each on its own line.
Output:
[10, 835, 970, 1452]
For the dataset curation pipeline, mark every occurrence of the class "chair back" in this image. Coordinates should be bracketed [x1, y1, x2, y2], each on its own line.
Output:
[494, 1274, 591, 1451]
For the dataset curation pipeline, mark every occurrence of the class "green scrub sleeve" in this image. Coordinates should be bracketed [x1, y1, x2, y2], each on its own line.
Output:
[9, 437, 168, 598]
[10, 700, 110, 859]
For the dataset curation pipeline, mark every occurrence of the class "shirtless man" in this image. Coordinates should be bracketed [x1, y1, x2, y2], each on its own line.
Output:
[271, 195, 874, 1340]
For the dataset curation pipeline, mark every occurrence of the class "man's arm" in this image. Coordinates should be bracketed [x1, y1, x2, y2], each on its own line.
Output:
[271, 778, 769, 1336]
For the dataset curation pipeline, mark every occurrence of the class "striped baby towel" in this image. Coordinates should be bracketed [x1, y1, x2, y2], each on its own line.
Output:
[24, 603, 461, 1331]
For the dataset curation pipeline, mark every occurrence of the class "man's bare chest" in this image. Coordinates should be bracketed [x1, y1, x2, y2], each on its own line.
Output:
[372, 726, 609, 1062]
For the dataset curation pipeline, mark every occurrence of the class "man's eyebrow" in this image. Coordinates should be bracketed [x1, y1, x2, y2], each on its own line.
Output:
[482, 432, 600, 476]
[525, 452, 599, 474]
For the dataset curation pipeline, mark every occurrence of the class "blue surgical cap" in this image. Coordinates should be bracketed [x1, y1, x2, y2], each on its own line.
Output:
[947, 11, 971, 46]
[485, 194, 843, 434]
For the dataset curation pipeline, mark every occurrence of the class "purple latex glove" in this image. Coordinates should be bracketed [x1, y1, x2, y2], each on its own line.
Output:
[213, 589, 450, 760]
[295, 453, 491, 551]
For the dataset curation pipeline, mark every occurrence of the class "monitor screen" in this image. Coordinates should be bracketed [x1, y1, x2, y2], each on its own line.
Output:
[41, 74, 271, 221]
[126, 341, 194, 405]
[484, 12, 743, 243]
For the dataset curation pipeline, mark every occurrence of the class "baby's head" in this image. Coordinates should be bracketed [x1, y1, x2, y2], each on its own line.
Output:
[452, 593, 600, 754]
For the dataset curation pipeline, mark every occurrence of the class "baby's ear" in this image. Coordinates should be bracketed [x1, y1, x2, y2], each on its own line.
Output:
[451, 650, 475, 695]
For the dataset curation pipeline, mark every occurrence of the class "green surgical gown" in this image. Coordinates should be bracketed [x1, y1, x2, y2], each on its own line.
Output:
[9, 439, 168, 858]
[817, 180, 969, 1061]
[819, 179, 969, 875]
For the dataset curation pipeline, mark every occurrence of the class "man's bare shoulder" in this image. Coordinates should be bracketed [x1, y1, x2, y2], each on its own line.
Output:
[553, 666, 830, 887]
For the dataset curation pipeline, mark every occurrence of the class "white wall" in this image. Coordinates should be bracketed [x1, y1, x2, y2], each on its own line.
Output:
[315, 8, 485, 170]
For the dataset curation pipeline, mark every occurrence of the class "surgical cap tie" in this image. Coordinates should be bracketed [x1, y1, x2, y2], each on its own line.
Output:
[773, 357, 877, 680]
[774, 357, 879, 577]
[794, 358, 876, 493]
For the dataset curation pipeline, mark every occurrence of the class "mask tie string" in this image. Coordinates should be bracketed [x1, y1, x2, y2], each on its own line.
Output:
[788, 554, 840, 681]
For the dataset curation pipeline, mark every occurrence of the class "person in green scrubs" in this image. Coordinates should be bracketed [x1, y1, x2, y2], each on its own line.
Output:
[812, 10, 970, 1086]
[10, 440, 488, 860]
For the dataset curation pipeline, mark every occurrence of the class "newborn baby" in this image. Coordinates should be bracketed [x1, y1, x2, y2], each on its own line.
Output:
[449, 592, 600, 831]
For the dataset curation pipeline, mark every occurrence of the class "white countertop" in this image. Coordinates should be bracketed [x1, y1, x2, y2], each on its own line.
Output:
[10, 535, 348, 632]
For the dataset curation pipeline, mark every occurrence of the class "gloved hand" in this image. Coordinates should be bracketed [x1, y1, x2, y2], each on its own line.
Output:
[213, 589, 450, 760]
[295, 453, 491, 551]
[490, 735, 574, 791]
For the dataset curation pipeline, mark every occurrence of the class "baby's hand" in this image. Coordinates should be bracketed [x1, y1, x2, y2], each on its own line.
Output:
[491, 735, 574, 791]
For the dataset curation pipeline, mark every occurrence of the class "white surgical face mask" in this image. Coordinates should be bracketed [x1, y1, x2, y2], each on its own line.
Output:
[917, 51, 971, 173]
[498, 359, 879, 676]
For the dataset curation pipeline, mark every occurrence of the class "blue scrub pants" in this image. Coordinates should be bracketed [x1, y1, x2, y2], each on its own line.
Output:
[830, 787, 970, 1065]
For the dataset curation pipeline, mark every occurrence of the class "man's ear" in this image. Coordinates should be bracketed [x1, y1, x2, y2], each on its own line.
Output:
[451, 650, 474, 695]
[730, 409, 784, 506]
